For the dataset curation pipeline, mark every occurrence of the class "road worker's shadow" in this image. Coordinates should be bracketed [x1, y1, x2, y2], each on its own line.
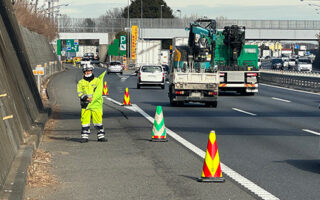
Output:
[47, 136, 87, 143]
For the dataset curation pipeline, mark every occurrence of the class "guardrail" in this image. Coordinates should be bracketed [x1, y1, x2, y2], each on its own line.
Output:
[260, 69, 320, 93]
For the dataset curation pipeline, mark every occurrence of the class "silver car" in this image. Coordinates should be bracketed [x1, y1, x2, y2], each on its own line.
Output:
[107, 62, 123, 74]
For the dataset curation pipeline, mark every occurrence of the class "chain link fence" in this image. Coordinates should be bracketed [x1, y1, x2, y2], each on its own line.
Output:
[58, 18, 320, 33]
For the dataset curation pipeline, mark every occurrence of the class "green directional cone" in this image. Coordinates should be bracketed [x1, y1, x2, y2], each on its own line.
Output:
[151, 106, 167, 142]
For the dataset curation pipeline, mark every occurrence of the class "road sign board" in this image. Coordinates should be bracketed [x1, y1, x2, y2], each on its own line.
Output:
[66, 39, 79, 52]
[120, 35, 126, 50]
[120, 35, 127, 56]
[120, 44, 126, 51]
[33, 66, 44, 75]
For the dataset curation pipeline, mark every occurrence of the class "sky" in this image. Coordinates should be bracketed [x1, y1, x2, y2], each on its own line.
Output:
[38, 0, 320, 20]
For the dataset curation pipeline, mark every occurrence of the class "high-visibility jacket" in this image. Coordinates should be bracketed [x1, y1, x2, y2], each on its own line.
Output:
[77, 77, 99, 100]
[77, 72, 106, 112]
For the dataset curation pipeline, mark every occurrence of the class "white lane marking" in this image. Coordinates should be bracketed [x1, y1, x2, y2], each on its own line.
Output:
[104, 97, 279, 200]
[260, 83, 320, 96]
[104, 97, 122, 106]
[302, 129, 320, 136]
[271, 97, 291, 103]
[232, 108, 257, 116]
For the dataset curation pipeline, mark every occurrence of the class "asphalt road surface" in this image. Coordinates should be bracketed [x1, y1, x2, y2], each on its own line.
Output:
[101, 66, 320, 200]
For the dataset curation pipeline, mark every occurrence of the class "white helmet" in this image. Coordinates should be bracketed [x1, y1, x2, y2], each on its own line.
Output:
[82, 64, 94, 72]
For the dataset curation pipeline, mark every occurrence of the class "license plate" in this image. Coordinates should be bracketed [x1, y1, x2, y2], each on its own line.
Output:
[191, 92, 201, 97]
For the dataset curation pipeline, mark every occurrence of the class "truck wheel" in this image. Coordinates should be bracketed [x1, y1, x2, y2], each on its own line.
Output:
[177, 101, 184, 106]
[170, 97, 177, 106]
[161, 85, 165, 89]
[205, 102, 217, 108]
[212, 101, 218, 108]
[137, 84, 140, 89]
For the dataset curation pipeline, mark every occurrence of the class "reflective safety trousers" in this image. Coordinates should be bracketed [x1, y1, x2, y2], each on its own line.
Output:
[81, 109, 103, 125]
[77, 77, 102, 125]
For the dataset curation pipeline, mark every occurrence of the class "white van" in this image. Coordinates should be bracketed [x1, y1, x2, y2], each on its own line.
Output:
[137, 65, 165, 89]
[295, 58, 312, 72]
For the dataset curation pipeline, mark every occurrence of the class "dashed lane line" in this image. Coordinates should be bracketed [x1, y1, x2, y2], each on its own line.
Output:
[302, 129, 320, 136]
[271, 97, 291, 103]
[232, 108, 257, 116]
[105, 97, 279, 200]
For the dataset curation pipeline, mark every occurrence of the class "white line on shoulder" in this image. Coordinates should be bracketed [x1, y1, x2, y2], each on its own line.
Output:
[104, 97, 278, 200]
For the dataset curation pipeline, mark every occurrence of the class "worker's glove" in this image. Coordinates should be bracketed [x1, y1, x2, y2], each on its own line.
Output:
[80, 95, 89, 109]
[80, 95, 88, 101]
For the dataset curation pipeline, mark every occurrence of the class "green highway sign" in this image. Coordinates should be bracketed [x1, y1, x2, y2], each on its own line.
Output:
[66, 39, 79, 52]
[120, 35, 126, 56]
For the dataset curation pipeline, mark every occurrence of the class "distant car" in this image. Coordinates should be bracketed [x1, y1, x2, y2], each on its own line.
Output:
[258, 58, 261, 68]
[282, 57, 289, 68]
[82, 53, 95, 61]
[271, 58, 283, 70]
[107, 61, 124, 74]
[161, 64, 170, 80]
[294, 58, 312, 72]
[137, 65, 165, 89]
[288, 58, 296, 69]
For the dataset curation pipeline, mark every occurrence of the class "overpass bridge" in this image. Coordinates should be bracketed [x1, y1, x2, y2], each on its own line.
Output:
[58, 18, 320, 42]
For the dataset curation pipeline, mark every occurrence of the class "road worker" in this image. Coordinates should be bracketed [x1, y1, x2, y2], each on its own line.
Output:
[77, 64, 106, 143]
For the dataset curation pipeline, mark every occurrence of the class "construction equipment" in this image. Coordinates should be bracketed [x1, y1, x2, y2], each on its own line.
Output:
[168, 19, 219, 107]
[215, 25, 259, 95]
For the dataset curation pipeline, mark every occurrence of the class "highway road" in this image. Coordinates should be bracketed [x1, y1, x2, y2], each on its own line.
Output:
[100, 66, 320, 200]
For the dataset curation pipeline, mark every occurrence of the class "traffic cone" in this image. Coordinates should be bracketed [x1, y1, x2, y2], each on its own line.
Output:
[151, 106, 167, 142]
[103, 81, 109, 96]
[198, 130, 225, 182]
[122, 88, 131, 106]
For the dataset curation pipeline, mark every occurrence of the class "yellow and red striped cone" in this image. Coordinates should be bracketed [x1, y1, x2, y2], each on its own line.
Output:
[151, 106, 167, 142]
[198, 130, 225, 182]
[122, 87, 131, 106]
[103, 81, 109, 96]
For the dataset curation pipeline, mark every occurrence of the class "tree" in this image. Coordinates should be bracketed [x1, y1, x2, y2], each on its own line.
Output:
[104, 8, 124, 18]
[82, 18, 95, 32]
[122, 0, 174, 18]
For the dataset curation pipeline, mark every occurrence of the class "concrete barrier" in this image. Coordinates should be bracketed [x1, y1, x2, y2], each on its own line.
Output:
[0, 0, 62, 191]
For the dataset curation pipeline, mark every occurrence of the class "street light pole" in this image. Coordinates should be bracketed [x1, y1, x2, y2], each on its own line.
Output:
[127, 0, 131, 65]
[160, 4, 164, 27]
[141, 0, 143, 19]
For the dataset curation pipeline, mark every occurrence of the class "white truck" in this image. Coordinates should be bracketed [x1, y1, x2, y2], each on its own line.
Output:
[160, 50, 169, 65]
[135, 40, 161, 69]
[168, 37, 219, 107]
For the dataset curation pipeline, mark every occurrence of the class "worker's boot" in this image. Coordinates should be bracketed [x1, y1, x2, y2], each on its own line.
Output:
[97, 137, 107, 142]
[97, 132, 107, 142]
[80, 126, 90, 143]
[95, 124, 107, 142]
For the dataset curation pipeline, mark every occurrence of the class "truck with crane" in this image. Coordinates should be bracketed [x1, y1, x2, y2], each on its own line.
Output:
[168, 19, 219, 107]
[216, 25, 259, 95]
[169, 19, 259, 108]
